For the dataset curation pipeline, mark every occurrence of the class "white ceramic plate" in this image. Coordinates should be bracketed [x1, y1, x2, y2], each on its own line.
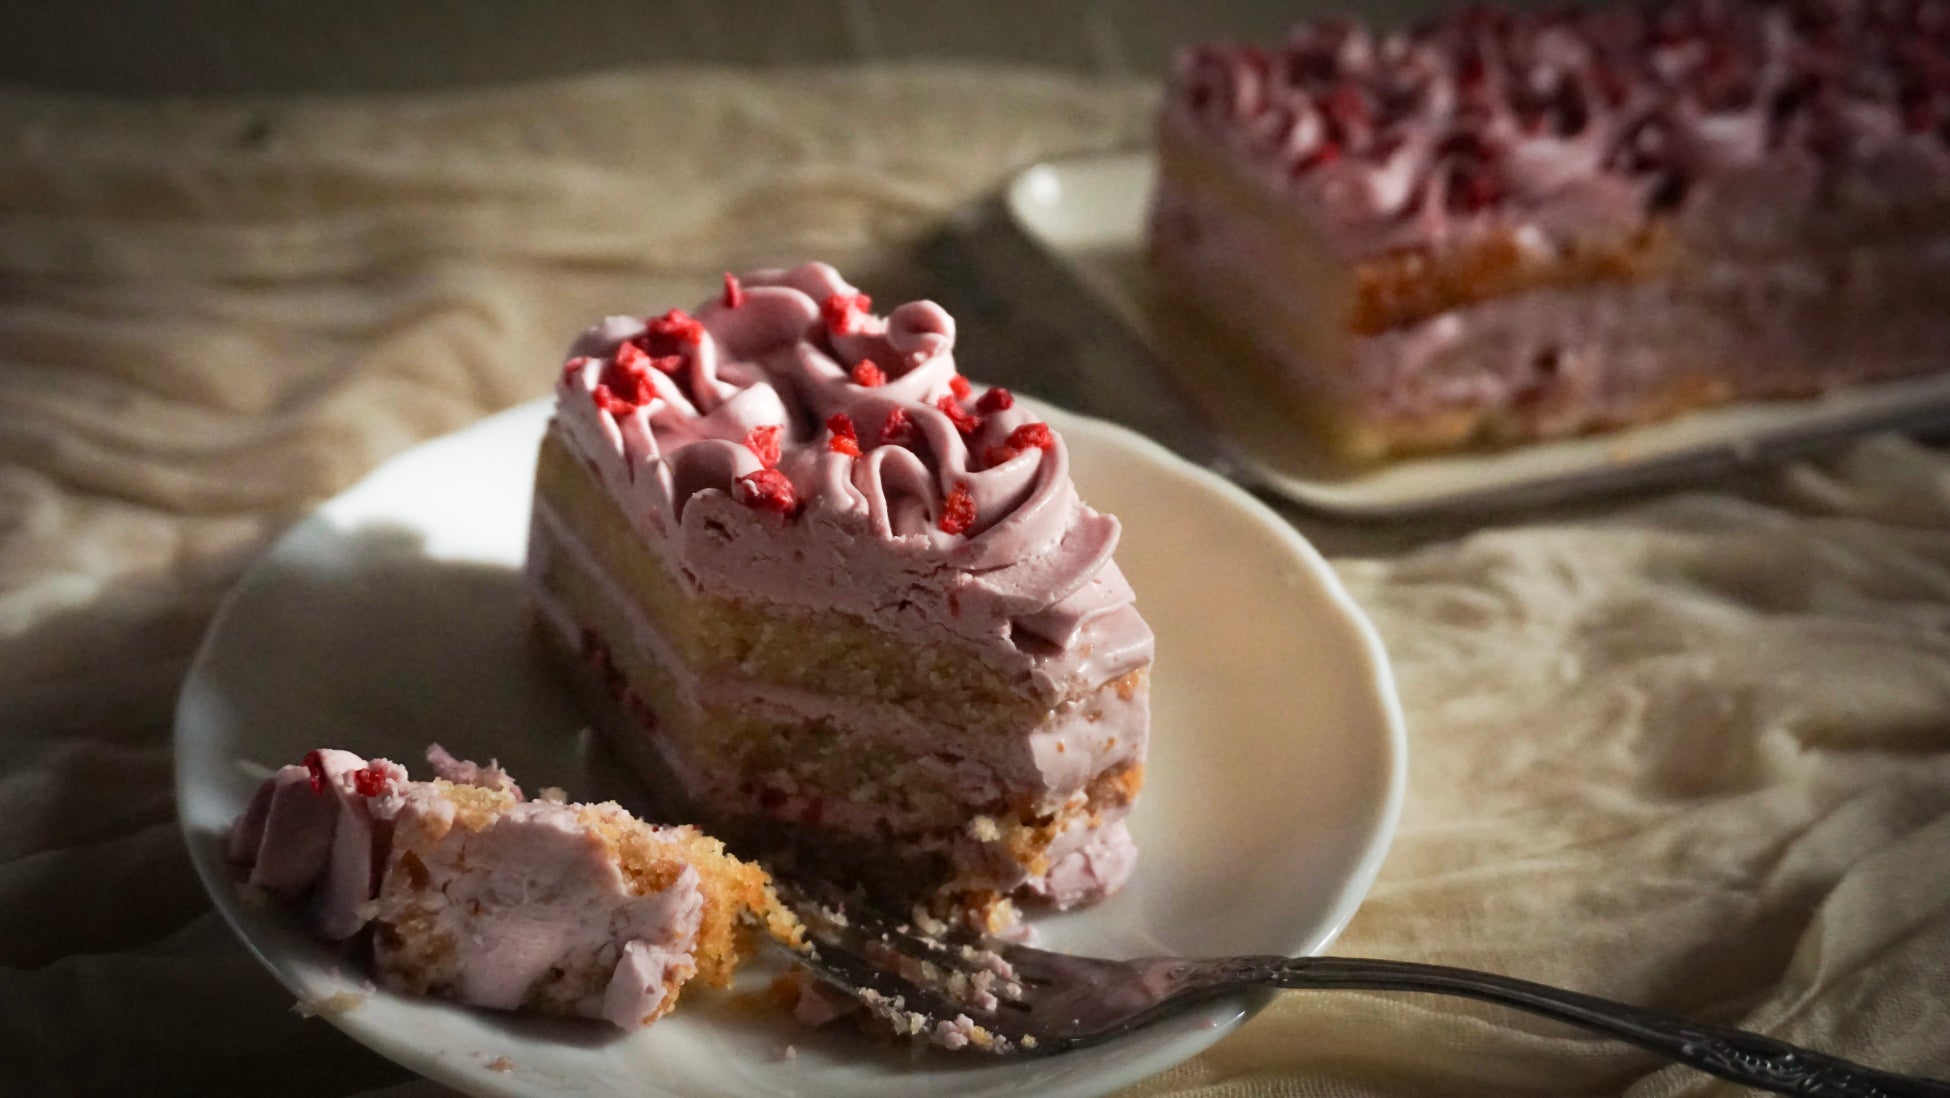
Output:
[1006, 151, 1950, 518]
[176, 396, 1406, 1098]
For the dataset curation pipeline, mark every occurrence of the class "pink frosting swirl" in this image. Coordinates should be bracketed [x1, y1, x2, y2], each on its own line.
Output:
[549, 264, 1150, 688]
[1163, 0, 1950, 257]
[228, 748, 409, 940]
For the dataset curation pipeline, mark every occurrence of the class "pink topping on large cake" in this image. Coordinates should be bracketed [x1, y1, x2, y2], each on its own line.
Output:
[1164, 0, 1950, 256]
[548, 263, 1153, 699]
[227, 747, 704, 1029]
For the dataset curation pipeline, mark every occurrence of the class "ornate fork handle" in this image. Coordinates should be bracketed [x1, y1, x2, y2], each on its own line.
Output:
[1163, 956, 1950, 1097]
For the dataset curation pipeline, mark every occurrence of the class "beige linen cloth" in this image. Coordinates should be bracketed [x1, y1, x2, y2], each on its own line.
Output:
[2, 67, 1947, 1097]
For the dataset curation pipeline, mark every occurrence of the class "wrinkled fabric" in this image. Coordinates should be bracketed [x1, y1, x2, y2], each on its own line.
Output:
[1, 67, 1946, 1097]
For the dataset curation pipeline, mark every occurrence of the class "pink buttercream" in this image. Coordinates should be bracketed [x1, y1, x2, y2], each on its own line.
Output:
[228, 749, 406, 940]
[1021, 818, 1139, 911]
[425, 742, 523, 800]
[1162, 0, 1950, 258]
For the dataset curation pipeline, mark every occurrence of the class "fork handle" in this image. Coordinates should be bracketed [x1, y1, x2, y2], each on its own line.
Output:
[1175, 955, 1949, 1097]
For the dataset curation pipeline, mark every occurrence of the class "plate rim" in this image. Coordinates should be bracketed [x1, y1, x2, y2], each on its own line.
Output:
[173, 394, 1407, 1098]
[1004, 148, 1950, 520]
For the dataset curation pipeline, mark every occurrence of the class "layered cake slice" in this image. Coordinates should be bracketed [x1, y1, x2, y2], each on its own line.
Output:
[228, 746, 795, 1029]
[524, 263, 1153, 927]
[1151, 0, 1950, 462]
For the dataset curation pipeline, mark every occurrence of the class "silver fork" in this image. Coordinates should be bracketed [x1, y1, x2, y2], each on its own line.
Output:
[779, 887, 1950, 1097]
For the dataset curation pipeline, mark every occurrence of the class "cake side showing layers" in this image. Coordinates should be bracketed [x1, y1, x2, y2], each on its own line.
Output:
[524, 264, 1154, 924]
[227, 746, 794, 1029]
[1150, 0, 1950, 461]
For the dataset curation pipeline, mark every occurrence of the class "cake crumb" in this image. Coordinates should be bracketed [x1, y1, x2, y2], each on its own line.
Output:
[967, 816, 1001, 842]
[486, 1057, 516, 1073]
[291, 991, 366, 1018]
[978, 898, 1018, 935]
[908, 905, 949, 938]
[538, 786, 568, 803]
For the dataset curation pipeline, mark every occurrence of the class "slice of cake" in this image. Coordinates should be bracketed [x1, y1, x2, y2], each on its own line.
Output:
[228, 746, 795, 1029]
[1150, 0, 1950, 462]
[524, 263, 1153, 927]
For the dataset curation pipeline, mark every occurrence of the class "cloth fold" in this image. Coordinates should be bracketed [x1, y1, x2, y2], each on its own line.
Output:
[1, 67, 1944, 1097]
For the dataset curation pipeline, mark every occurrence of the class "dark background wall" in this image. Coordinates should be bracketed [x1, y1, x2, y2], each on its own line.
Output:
[0, 0, 1491, 95]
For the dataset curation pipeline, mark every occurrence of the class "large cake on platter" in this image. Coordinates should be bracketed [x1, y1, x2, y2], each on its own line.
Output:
[1150, 0, 1950, 462]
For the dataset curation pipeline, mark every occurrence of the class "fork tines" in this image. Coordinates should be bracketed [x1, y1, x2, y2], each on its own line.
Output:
[776, 881, 1040, 1053]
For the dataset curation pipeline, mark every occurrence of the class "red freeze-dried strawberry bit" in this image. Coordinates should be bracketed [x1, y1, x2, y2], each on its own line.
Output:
[1007, 422, 1056, 451]
[1445, 162, 1502, 213]
[975, 387, 1015, 414]
[614, 340, 654, 375]
[1436, 129, 1499, 163]
[987, 421, 1057, 465]
[603, 343, 659, 402]
[1457, 52, 1492, 96]
[745, 424, 783, 468]
[1293, 141, 1341, 175]
[1319, 85, 1372, 139]
[948, 374, 972, 401]
[1647, 17, 1690, 49]
[938, 483, 977, 535]
[826, 413, 863, 457]
[304, 750, 329, 795]
[580, 627, 622, 689]
[624, 689, 659, 734]
[350, 766, 388, 797]
[1696, 44, 1756, 112]
[850, 360, 886, 387]
[1591, 60, 1631, 109]
[1519, 79, 1592, 139]
[878, 407, 917, 447]
[735, 468, 797, 514]
[643, 309, 705, 352]
[821, 292, 873, 335]
[721, 272, 746, 309]
[990, 419, 1068, 462]
[936, 394, 981, 436]
[592, 384, 637, 417]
